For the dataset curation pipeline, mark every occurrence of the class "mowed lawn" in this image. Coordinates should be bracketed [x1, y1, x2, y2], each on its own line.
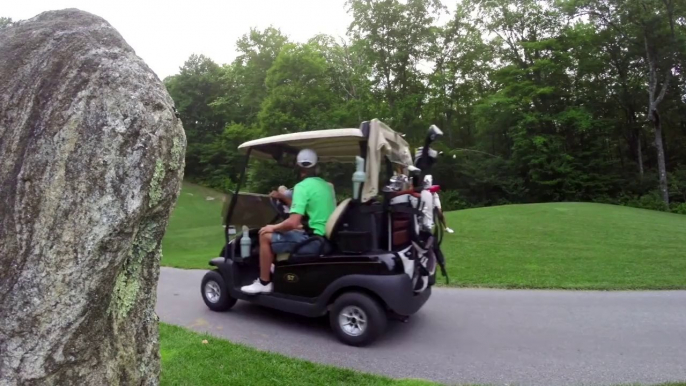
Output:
[162, 182, 686, 289]
[443, 202, 686, 289]
[159, 323, 436, 386]
[161, 182, 226, 269]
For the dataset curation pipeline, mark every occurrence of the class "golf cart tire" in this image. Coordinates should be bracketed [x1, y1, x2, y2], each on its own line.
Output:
[201, 270, 237, 312]
[329, 292, 387, 347]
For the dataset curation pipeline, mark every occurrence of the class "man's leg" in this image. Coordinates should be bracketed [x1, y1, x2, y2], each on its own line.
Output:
[259, 231, 274, 282]
[242, 230, 307, 294]
[240, 232, 275, 294]
[436, 209, 447, 227]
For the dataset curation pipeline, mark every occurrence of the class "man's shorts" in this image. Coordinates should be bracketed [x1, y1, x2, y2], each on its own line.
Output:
[271, 230, 321, 255]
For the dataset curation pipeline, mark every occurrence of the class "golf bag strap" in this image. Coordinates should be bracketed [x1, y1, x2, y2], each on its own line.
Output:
[410, 240, 431, 278]
[433, 207, 445, 246]
[434, 246, 449, 284]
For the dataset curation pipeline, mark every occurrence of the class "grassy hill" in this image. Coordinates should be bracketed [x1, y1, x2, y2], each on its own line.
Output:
[161, 182, 686, 290]
[161, 182, 226, 268]
[442, 202, 686, 289]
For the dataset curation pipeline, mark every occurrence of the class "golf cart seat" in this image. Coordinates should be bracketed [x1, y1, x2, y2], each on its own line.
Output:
[274, 199, 351, 262]
[326, 198, 381, 254]
[325, 198, 352, 239]
[277, 197, 380, 261]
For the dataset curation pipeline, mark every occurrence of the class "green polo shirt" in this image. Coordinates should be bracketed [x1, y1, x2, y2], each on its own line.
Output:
[290, 177, 335, 236]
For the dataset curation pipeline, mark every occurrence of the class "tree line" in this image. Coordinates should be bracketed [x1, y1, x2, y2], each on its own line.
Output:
[164, 0, 686, 213]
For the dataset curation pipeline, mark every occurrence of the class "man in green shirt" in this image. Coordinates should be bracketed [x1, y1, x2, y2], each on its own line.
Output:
[241, 149, 336, 294]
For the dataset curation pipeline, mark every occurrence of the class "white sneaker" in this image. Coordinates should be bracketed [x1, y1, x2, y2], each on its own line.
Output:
[241, 279, 273, 294]
[445, 227, 455, 234]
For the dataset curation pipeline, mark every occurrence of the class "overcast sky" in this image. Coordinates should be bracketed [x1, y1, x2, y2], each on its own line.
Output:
[5, 0, 351, 79]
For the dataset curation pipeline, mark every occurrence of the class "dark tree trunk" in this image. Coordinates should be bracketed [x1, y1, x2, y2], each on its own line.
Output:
[628, 108, 644, 180]
[643, 25, 672, 205]
[0, 9, 185, 385]
[653, 113, 670, 204]
[637, 134, 644, 179]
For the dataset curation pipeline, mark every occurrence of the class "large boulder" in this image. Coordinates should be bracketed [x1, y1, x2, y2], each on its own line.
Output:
[0, 9, 185, 385]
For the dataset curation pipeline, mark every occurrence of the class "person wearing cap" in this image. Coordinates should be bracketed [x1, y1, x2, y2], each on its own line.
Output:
[241, 148, 336, 294]
[424, 174, 454, 234]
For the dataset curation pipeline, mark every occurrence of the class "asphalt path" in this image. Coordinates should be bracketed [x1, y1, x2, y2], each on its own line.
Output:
[156, 267, 686, 386]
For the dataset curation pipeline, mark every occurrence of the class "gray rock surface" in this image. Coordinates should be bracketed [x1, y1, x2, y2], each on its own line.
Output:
[0, 9, 185, 385]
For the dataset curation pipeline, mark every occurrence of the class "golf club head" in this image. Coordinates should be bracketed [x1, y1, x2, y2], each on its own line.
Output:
[429, 125, 443, 141]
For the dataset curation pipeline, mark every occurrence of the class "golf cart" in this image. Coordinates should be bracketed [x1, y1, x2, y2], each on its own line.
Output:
[201, 119, 448, 346]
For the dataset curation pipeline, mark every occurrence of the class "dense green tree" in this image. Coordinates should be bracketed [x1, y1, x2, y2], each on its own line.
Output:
[164, 55, 227, 177]
[258, 43, 341, 134]
[425, 2, 491, 148]
[163, 0, 686, 212]
[308, 35, 377, 124]
[346, 0, 444, 141]
[569, 0, 685, 204]
[215, 27, 290, 125]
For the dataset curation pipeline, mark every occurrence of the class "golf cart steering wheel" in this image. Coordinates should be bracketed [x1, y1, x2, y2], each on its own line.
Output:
[269, 197, 289, 220]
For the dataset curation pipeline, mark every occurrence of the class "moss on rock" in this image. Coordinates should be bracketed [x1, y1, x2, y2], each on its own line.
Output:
[148, 159, 166, 208]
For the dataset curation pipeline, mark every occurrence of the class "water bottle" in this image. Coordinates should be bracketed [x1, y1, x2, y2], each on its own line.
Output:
[240, 225, 251, 258]
[352, 156, 366, 200]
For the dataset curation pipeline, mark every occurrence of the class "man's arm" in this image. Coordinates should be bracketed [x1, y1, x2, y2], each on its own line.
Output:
[276, 184, 307, 231]
[272, 214, 303, 233]
[260, 187, 307, 235]
[270, 191, 293, 207]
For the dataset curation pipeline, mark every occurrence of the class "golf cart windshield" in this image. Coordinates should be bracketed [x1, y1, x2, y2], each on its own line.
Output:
[221, 192, 276, 230]
[238, 119, 412, 202]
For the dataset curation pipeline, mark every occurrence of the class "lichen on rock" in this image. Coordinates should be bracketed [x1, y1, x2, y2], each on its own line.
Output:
[0, 8, 186, 386]
[149, 159, 167, 208]
[169, 137, 184, 171]
[111, 270, 142, 319]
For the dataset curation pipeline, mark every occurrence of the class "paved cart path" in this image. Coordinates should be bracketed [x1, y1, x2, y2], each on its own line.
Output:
[157, 267, 686, 386]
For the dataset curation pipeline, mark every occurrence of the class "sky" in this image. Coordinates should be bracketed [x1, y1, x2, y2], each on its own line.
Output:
[4, 0, 352, 79]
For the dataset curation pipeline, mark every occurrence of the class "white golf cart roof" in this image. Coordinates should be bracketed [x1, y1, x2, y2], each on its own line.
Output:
[238, 128, 364, 162]
[238, 119, 413, 202]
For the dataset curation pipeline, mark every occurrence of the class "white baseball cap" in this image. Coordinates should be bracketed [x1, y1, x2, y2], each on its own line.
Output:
[296, 148, 318, 168]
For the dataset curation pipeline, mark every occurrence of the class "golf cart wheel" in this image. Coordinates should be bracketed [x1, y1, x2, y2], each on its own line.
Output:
[329, 292, 387, 346]
[201, 270, 236, 312]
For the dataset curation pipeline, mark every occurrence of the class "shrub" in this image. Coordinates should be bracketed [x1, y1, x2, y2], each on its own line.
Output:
[437, 190, 471, 212]
[620, 191, 669, 212]
[671, 202, 686, 215]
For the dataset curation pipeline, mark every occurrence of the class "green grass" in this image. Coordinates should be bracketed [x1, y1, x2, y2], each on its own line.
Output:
[442, 202, 686, 289]
[162, 182, 686, 289]
[161, 182, 226, 269]
[159, 323, 437, 386]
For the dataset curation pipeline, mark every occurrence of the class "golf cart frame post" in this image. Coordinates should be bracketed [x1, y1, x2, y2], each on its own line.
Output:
[224, 148, 251, 244]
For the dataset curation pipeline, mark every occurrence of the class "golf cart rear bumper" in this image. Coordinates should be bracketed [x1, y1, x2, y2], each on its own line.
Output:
[324, 274, 432, 316]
